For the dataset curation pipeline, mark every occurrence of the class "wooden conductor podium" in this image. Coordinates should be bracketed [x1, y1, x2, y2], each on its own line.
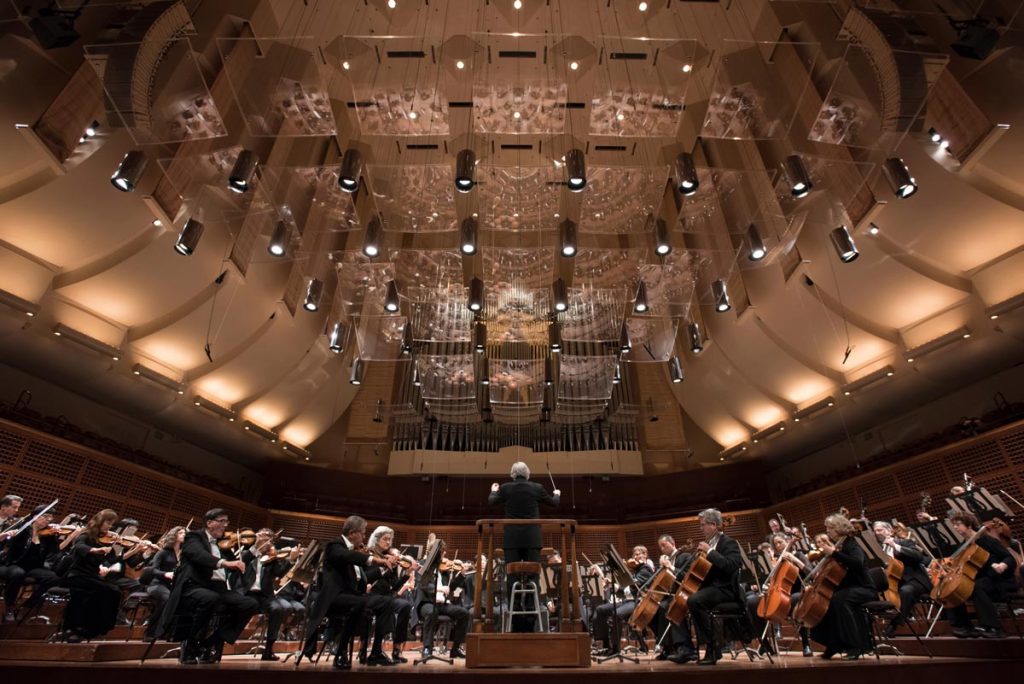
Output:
[465, 518, 591, 668]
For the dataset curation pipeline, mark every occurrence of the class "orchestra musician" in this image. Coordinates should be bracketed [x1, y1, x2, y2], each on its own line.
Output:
[650, 534, 697, 664]
[745, 532, 813, 657]
[154, 508, 259, 665]
[240, 528, 303, 661]
[809, 514, 875, 660]
[1, 504, 61, 621]
[143, 526, 184, 640]
[300, 515, 398, 669]
[367, 525, 417, 664]
[413, 540, 469, 660]
[63, 509, 124, 642]
[592, 545, 653, 656]
[488, 461, 560, 632]
[946, 510, 1017, 638]
[685, 508, 747, 666]
[872, 521, 931, 630]
[0, 494, 25, 570]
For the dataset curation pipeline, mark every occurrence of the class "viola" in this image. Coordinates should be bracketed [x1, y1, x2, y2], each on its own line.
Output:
[793, 546, 847, 628]
[665, 550, 712, 624]
[757, 542, 800, 624]
[628, 568, 676, 632]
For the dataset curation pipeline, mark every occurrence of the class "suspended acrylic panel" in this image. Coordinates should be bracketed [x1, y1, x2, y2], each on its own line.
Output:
[572, 247, 647, 292]
[392, 250, 465, 296]
[475, 165, 562, 233]
[471, 32, 567, 135]
[772, 154, 876, 227]
[157, 146, 271, 219]
[86, 38, 225, 145]
[809, 42, 947, 151]
[483, 248, 556, 291]
[621, 317, 678, 363]
[489, 358, 546, 405]
[336, 35, 451, 137]
[354, 315, 408, 360]
[485, 285, 550, 345]
[332, 255, 394, 318]
[216, 37, 336, 138]
[574, 165, 670, 234]
[426, 400, 482, 425]
[635, 250, 709, 319]
[701, 40, 819, 140]
[366, 165, 458, 233]
[557, 355, 617, 402]
[492, 405, 543, 425]
[407, 284, 474, 347]
[560, 288, 626, 346]
[417, 354, 477, 401]
[589, 36, 698, 138]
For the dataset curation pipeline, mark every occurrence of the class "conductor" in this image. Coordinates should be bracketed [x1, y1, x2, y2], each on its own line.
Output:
[488, 461, 560, 632]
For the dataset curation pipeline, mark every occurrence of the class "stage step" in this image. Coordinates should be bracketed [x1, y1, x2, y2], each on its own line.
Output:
[465, 632, 591, 668]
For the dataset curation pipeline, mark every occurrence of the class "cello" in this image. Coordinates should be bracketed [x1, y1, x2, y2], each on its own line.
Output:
[665, 550, 712, 624]
[930, 522, 993, 609]
[756, 539, 801, 624]
[627, 568, 677, 632]
[793, 541, 847, 628]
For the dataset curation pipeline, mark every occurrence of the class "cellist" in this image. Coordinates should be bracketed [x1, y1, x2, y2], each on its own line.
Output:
[808, 514, 874, 660]
[650, 534, 696, 664]
[872, 521, 930, 631]
[946, 510, 1016, 638]
[745, 533, 813, 657]
[592, 545, 653, 656]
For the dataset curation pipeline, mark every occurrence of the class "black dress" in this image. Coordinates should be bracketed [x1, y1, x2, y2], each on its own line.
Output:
[64, 536, 123, 638]
[809, 537, 875, 655]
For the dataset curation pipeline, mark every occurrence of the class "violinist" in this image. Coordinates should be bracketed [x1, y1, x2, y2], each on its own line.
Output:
[808, 514, 874, 660]
[102, 518, 143, 594]
[872, 521, 930, 629]
[240, 528, 303, 661]
[367, 526, 416, 664]
[651, 534, 697, 664]
[154, 508, 258, 665]
[745, 533, 813, 657]
[593, 545, 653, 656]
[0, 494, 24, 564]
[143, 526, 184, 640]
[413, 541, 469, 661]
[946, 510, 1016, 638]
[1, 504, 61, 621]
[300, 515, 398, 669]
[63, 509, 124, 642]
[684, 508, 746, 666]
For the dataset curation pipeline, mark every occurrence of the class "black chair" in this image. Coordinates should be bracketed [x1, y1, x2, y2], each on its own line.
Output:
[863, 567, 931, 659]
[993, 589, 1024, 639]
[122, 591, 155, 640]
[708, 602, 762, 663]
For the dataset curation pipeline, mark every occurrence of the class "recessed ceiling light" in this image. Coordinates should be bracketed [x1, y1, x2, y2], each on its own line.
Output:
[513, 0, 522, 8]
[152, 219, 162, 227]
[616, 113, 625, 121]
[569, 61, 579, 71]
[513, 111, 521, 119]
[408, 111, 418, 120]
[342, 60, 350, 70]
[639, 1, 648, 10]
[387, 0, 396, 8]
[456, 60, 465, 69]
[869, 223, 880, 235]
[682, 64, 692, 73]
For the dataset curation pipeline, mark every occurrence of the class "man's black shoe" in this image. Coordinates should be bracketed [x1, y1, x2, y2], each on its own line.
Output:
[668, 649, 697, 664]
[261, 651, 280, 661]
[977, 627, 1007, 639]
[421, 647, 432, 660]
[358, 648, 368, 665]
[802, 645, 813, 657]
[451, 646, 467, 659]
[367, 652, 398, 666]
[178, 641, 200, 665]
[757, 642, 777, 656]
[332, 655, 352, 670]
[952, 627, 976, 639]
[697, 650, 722, 666]
[392, 648, 409, 663]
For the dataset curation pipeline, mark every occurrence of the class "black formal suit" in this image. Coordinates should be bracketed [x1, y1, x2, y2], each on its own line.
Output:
[889, 538, 931, 623]
[593, 562, 654, 650]
[413, 565, 469, 650]
[686, 534, 748, 652]
[240, 550, 302, 653]
[949, 532, 1018, 631]
[1, 527, 60, 612]
[154, 530, 259, 650]
[652, 550, 696, 655]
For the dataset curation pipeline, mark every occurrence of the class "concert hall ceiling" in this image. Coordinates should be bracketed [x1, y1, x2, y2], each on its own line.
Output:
[0, 0, 1022, 477]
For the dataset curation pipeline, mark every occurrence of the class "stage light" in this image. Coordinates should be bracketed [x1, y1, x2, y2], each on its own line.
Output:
[986, 292, 1024, 320]
[363, 214, 383, 258]
[565, 148, 586, 192]
[720, 443, 748, 460]
[830, 226, 859, 263]
[868, 223, 880, 235]
[712, 279, 730, 313]
[613, 363, 622, 384]
[783, 154, 812, 198]
[401, 323, 414, 355]
[174, 218, 203, 256]
[193, 395, 237, 422]
[639, 1, 648, 10]
[688, 320, 704, 353]
[619, 323, 631, 352]
[654, 218, 672, 256]
[669, 356, 684, 384]
[793, 396, 836, 422]
[110, 150, 147, 192]
[752, 422, 786, 443]
[929, 128, 942, 143]
[552, 278, 568, 312]
[480, 356, 490, 385]
[905, 327, 971, 363]
[455, 149, 476, 193]
[388, 0, 396, 8]
[545, 358, 555, 387]
[474, 321, 487, 353]
[228, 149, 258, 193]
[681, 63, 692, 73]
[549, 320, 561, 353]
[338, 148, 363, 193]
[131, 364, 185, 394]
[328, 321, 346, 353]
[0, 289, 40, 318]
[384, 280, 400, 313]
[746, 223, 766, 261]
[84, 120, 98, 138]
[268, 221, 288, 257]
[883, 157, 918, 199]
[570, 61, 579, 71]
[468, 277, 484, 312]
[456, 60, 465, 70]
[350, 358, 365, 385]
[52, 323, 121, 360]
[282, 443, 311, 461]
[674, 152, 699, 196]
[412, 367, 422, 387]
[513, 0, 522, 9]
[634, 280, 649, 313]
[242, 421, 278, 443]
[460, 217, 478, 255]
[558, 218, 578, 258]
[842, 365, 895, 396]
[304, 277, 323, 312]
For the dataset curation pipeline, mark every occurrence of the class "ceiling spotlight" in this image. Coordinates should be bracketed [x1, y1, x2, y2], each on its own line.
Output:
[712, 279, 731, 313]
[468, 277, 484, 312]
[544, 358, 555, 387]
[84, 120, 98, 138]
[549, 320, 561, 353]
[387, 0, 396, 8]
[552, 278, 568, 313]
[459, 217, 478, 255]
[474, 320, 487, 353]
[746, 223, 766, 261]
[669, 356, 684, 384]
[193, 395, 237, 422]
[883, 157, 918, 199]
[619, 322, 631, 352]
[868, 223, 880, 235]
[612, 363, 622, 384]
[513, 0, 522, 9]
[830, 225, 859, 263]
[110, 150, 147, 192]
[793, 396, 836, 422]
[905, 326, 971, 363]
[52, 323, 121, 361]
[687, 320, 704, 353]
[455, 148, 476, 193]
[569, 61, 579, 71]
[412, 366, 422, 387]
[408, 110, 417, 120]
[401, 323, 414, 354]
[681, 63, 692, 73]
[174, 218, 204, 256]
[929, 127, 942, 143]
[384, 279, 400, 313]
[842, 365, 895, 396]
[565, 148, 587, 192]
[654, 217, 672, 256]
[228, 149, 258, 193]
[268, 220, 288, 257]
[363, 214, 383, 258]
[559, 218, 578, 257]
[350, 358, 365, 385]
[783, 154, 812, 198]
[304, 277, 324, 312]
[342, 60, 350, 70]
[674, 152, 699, 196]
[338, 147, 363, 193]
[328, 321, 346, 353]
[0, 289, 40, 318]
[131, 364, 185, 394]
[986, 292, 1024, 320]
[456, 60, 465, 70]
[639, 1, 648, 10]
[634, 280, 649, 313]
[242, 420, 278, 443]
[752, 422, 787, 443]
[480, 356, 490, 385]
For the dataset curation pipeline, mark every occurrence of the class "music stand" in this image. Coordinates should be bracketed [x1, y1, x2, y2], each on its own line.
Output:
[947, 487, 1013, 522]
[910, 520, 960, 558]
[593, 544, 640, 664]
[852, 530, 888, 568]
[413, 539, 454, 666]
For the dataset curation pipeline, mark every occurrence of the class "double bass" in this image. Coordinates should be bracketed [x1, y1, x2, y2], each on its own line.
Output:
[793, 544, 847, 628]
[930, 522, 993, 609]
[756, 539, 801, 624]
[665, 549, 712, 624]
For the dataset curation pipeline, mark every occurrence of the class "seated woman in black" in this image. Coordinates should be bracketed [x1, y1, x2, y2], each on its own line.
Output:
[808, 514, 875, 660]
[144, 526, 184, 639]
[63, 509, 124, 642]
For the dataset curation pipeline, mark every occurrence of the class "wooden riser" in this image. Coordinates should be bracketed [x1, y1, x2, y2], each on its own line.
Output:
[465, 633, 591, 668]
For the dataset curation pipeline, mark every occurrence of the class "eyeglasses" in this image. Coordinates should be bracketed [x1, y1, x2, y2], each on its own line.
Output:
[213, 518, 229, 524]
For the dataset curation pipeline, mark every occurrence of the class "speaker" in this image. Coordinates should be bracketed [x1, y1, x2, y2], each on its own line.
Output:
[951, 25, 1000, 60]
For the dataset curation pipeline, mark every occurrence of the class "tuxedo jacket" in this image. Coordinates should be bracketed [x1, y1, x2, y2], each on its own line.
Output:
[487, 478, 559, 549]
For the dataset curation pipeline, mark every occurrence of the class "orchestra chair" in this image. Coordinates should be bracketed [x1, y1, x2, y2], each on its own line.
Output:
[311, 610, 357, 666]
[123, 591, 155, 640]
[20, 585, 69, 628]
[140, 610, 224, 663]
[863, 567, 931, 659]
[993, 590, 1024, 639]
[708, 603, 762, 664]
[503, 561, 546, 633]
[414, 615, 454, 666]
[245, 613, 269, 656]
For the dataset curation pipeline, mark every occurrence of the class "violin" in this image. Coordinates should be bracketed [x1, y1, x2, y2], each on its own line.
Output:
[38, 524, 81, 538]
[218, 529, 257, 550]
[259, 546, 300, 564]
[439, 559, 464, 573]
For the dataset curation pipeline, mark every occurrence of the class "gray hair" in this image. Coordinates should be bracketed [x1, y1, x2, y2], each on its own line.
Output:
[342, 515, 367, 537]
[872, 521, 893, 533]
[368, 525, 394, 549]
[510, 461, 530, 480]
[699, 508, 723, 527]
